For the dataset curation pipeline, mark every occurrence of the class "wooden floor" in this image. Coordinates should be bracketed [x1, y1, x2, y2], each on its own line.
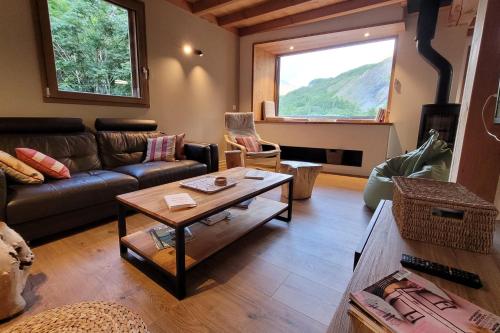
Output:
[1, 173, 372, 332]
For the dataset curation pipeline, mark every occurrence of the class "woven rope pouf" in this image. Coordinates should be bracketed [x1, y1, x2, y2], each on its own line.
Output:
[4, 301, 149, 333]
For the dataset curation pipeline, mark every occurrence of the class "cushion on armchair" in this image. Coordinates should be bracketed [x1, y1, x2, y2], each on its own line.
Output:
[235, 136, 262, 153]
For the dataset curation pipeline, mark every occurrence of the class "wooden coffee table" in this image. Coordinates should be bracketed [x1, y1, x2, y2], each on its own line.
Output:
[116, 167, 293, 299]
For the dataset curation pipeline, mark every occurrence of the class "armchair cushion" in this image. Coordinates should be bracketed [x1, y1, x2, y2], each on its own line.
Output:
[235, 136, 262, 153]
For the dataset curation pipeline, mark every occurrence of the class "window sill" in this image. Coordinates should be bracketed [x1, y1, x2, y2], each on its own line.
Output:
[255, 119, 393, 125]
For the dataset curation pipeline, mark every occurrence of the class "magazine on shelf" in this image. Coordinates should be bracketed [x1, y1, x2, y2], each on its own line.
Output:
[149, 226, 194, 250]
[200, 211, 231, 226]
[233, 197, 255, 209]
[349, 270, 500, 333]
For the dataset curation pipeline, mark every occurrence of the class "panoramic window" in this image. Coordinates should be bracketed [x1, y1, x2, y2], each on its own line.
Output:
[34, 0, 149, 106]
[278, 39, 396, 119]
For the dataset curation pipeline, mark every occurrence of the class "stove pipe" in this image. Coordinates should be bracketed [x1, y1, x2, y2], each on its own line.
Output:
[411, 0, 460, 147]
[416, 0, 453, 104]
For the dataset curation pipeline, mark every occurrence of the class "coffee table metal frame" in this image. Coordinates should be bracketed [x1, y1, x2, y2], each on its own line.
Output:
[117, 175, 293, 300]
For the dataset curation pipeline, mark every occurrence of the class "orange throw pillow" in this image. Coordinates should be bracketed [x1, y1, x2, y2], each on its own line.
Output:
[175, 133, 186, 160]
[235, 136, 262, 153]
[0, 151, 44, 184]
[16, 148, 70, 179]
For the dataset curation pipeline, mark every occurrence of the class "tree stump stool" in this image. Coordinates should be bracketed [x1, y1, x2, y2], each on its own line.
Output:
[280, 161, 322, 200]
[225, 150, 243, 169]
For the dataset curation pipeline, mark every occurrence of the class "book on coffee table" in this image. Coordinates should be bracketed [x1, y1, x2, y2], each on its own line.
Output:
[349, 270, 500, 332]
[163, 193, 197, 211]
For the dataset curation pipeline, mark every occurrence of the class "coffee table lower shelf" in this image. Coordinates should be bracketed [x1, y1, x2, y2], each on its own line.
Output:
[120, 197, 288, 295]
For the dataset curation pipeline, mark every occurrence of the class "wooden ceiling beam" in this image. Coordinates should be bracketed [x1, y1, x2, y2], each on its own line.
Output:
[217, 0, 315, 28]
[190, 0, 240, 16]
[448, 0, 478, 27]
[162, 0, 192, 12]
[238, 0, 404, 36]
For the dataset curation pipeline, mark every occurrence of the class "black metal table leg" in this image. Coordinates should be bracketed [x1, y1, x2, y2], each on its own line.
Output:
[118, 203, 128, 257]
[175, 227, 186, 300]
[287, 178, 293, 222]
[284, 178, 293, 222]
[276, 178, 294, 222]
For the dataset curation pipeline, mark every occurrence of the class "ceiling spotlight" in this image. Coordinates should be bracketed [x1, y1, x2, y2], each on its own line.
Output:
[183, 44, 193, 55]
[194, 49, 204, 57]
[364, 32, 370, 37]
[289, 46, 295, 50]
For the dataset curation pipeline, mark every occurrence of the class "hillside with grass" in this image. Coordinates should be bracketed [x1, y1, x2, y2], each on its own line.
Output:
[279, 57, 392, 118]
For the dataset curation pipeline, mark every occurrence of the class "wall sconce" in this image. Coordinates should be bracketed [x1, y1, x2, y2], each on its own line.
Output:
[183, 44, 203, 57]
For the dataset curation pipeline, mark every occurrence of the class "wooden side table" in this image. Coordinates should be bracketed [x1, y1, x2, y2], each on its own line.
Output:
[327, 200, 500, 332]
[225, 150, 243, 169]
[280, 161, 322, 199]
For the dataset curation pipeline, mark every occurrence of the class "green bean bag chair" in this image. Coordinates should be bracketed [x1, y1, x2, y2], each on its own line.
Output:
[363, 130, 452, 210]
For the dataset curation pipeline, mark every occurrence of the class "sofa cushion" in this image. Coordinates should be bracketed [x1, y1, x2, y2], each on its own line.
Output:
[175, 133, 186, 160]
[143, 135, 176, 163]
[15, 148, 71, 179]
[114, 160, 206, 189]
[96, 131, 162, 169]
[0, 151, 44, 184]
[0, 132, 101, 173]
[6, 170, 138, 225]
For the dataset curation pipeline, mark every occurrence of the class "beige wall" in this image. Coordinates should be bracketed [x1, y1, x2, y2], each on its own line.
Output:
[0, 0, 239, 154]
[239, 5, 469, 159]
[239, 5, 405, 114]
[389, 10, 468, 156]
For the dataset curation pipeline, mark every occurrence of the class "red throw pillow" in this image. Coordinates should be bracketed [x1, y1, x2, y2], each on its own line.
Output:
[15, 148, 70, 179]
[175, 133, 186, 160]
[235, 136, 262, 153]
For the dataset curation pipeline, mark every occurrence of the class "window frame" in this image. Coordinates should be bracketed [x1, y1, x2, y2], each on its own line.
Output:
[275, 36, 398, 120]
[33, 0, 150, 107]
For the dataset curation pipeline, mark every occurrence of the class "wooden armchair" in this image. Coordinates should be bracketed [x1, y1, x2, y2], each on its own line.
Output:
[224, 112, 281, 171]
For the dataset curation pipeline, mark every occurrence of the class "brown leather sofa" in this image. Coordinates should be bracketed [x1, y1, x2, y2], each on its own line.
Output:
[0, 117, 218, 241]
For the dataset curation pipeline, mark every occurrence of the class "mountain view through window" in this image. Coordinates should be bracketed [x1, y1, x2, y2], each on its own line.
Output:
[278, 39, 396, 119]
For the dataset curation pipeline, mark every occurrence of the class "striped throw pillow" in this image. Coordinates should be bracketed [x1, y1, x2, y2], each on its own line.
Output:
[15, 148, 70, 179]
[143, 135, 176, 163]
[235, 136, 262, 153]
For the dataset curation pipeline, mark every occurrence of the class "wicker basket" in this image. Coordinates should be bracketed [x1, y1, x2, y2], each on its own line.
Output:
[392, 177, 498, 253]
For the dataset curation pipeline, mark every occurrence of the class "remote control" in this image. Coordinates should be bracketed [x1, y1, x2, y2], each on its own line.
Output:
[400, 254, 482, 289]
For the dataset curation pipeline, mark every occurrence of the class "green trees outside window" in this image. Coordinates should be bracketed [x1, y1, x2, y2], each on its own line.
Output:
[48, 0, 134, 97]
